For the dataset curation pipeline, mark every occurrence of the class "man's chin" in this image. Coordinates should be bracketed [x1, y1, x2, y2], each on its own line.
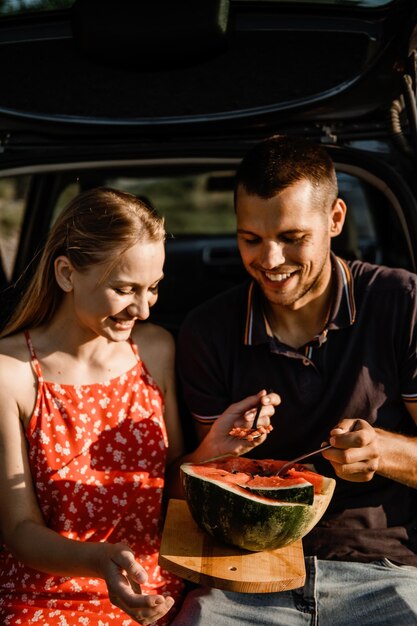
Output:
[259, 283, 298, 308]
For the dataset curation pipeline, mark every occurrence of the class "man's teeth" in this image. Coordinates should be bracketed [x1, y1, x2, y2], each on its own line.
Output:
[265, 272, 292, 281]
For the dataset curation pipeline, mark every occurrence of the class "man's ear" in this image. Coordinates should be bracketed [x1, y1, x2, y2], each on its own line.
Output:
[330, 198, 347, 238]
[54, 255, 75, 292]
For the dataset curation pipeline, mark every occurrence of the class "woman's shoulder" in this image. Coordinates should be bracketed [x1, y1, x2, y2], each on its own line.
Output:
[0, 332, 31, 370]
[132, 321, 175, 361]
[133, 320, 174, 346]
[0, 332, 34, 409]
[131, 322, 175, 392]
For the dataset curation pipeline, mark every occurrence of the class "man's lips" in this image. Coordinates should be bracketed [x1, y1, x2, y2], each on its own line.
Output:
[265, 271, 293, 282]
[262, 269, 299, 285]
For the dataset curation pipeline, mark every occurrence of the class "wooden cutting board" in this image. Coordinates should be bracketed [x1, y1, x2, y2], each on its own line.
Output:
[159, 499, 306, 593]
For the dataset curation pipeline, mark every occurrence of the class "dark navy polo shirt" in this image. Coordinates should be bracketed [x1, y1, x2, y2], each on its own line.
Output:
[177, 254, 417, 564]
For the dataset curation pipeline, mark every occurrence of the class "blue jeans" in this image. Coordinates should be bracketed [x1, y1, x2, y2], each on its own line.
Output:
[170, 558, 417, 626]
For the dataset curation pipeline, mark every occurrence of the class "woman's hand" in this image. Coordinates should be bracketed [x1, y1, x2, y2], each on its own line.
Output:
[321, 418, 380, 482]
[200, 389, 281, 459]
[100, 542, 174, 625]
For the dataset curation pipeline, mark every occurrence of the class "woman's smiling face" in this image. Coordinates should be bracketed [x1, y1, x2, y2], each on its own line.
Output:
[60, 239, 165, 340]
[236, 179, 344, 310]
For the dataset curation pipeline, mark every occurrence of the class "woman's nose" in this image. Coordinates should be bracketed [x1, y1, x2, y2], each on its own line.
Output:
[126, 295, 150, 320]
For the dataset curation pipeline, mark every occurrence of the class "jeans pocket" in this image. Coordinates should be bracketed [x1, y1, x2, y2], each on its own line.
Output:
[378, 557, 417, 572]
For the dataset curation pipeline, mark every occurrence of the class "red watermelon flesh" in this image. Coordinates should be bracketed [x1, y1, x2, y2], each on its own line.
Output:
[180, 455, 336, 551]
[191, 456, 326, 504]
[287, 467, 325, 493]
[198, 457, 324, 493]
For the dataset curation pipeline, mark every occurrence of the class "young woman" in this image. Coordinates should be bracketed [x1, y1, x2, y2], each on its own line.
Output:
[0, 187, 277, 626]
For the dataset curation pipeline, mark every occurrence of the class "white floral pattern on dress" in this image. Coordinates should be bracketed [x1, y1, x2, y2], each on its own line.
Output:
[0, 334, 184, 625]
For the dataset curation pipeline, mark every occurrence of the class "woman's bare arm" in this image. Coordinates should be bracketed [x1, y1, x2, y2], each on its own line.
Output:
[0, 348, 174, 625]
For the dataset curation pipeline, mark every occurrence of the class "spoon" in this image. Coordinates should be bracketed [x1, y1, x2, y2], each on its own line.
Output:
[250, 389, 277, 438]
[250, 401, 263, 433]
[228, 399, 271, 441]
[275, 443, 333, 476]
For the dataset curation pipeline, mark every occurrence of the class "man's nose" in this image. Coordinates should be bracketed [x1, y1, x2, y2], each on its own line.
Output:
[260, 241, 285, 269]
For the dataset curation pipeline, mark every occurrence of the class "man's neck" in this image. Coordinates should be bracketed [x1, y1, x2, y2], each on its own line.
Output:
[264, 279, 333, 350]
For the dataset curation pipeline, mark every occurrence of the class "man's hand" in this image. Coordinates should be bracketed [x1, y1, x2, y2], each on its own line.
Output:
[322, 418, 380, 482]
[206, 389, 281, 458]
[101, 543, 175, 625]
[171, 390, 281, 495]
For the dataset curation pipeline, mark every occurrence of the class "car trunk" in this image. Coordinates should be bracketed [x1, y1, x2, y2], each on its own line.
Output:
[1, 0, 417, 336]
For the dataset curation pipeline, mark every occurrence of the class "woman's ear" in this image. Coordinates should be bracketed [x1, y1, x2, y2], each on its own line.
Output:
[330, 198, 347, 238]
[54, 256, 74, 292]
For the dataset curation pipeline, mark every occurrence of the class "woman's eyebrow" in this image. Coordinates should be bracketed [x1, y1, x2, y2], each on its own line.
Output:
[112, 273, 165, 287]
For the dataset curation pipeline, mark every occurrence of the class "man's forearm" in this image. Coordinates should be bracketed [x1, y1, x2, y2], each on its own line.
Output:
[376, 429, 417, 488]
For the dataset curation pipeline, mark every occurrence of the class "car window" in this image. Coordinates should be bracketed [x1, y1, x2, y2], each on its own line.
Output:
[0, 175, 30, 283]
[107, 172, 236, 235]
[0, 164, 412, 335]
[50, 168, 399, 266]
[336, 173, 379, 263]
[53, 171, 237, 236]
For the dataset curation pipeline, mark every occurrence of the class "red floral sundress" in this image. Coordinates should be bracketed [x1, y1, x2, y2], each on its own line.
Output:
[0, 332, 184, 625]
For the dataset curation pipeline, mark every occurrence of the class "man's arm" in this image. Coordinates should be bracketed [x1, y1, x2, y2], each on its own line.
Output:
[166, 391, 280, 498]
[321, 403, 417, 488]
[375, 400, 417, 487]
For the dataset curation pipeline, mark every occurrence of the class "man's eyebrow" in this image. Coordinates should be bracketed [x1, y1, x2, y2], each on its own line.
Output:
[236, 228, 257, 235]
[279, 229, 307, 235]
[237, 228, 307, 235]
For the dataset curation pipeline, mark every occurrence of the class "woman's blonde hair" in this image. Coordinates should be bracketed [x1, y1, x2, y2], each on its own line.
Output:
[1, 187, 165, 337]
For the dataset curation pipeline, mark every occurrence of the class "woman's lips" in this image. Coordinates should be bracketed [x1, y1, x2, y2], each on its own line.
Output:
[110, 316, 135, 329]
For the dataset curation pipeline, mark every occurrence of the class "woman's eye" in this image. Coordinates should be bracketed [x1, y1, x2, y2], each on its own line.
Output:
[115, 288, 134, 295]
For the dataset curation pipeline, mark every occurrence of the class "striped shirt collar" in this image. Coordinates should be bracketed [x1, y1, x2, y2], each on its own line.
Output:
[243, 253, 356, 346]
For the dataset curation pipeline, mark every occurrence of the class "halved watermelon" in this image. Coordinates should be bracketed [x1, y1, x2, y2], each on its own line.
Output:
[181, 455, 335, 551]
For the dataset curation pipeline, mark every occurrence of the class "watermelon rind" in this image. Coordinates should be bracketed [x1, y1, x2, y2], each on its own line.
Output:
[243, 482, 314, 505]
[180, 459, 335, 552]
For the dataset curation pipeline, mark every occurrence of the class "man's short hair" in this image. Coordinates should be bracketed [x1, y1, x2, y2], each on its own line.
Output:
[234, 134, 338, 210]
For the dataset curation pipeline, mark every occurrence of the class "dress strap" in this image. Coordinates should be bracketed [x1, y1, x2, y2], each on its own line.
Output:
[128, 336, 140, 362]
[24, 330, 44, 380]
[24, 332, 138, 378]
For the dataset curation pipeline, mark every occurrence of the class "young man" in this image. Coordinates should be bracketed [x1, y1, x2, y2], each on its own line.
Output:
[174, 135, 417, 625]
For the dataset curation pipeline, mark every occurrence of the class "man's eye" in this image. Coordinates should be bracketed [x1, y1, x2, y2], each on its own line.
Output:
[282, 235, 305, 244]
[149, 285, 159, 295]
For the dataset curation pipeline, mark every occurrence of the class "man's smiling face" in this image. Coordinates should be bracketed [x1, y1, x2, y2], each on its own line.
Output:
[236, 179, 338, 311]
